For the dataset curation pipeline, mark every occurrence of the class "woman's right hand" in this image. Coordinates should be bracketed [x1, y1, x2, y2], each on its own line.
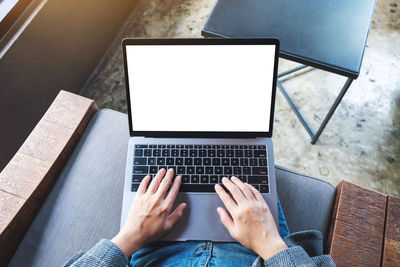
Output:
[215, 177, 288, 261]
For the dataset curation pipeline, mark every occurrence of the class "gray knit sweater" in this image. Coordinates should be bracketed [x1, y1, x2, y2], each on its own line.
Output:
[64, 230, 335, 266]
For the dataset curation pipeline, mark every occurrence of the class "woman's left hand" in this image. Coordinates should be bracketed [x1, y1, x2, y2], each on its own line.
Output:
[111, 168, 186, 256]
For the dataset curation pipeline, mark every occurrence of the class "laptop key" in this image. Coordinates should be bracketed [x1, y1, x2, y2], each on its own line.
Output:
[210, 175, 218, 183]
[222, 158, 229, 166]
[187, 166, 195, 174]
[131, 183, 140, 191]
[240, 158, 249, 166]
[134, 157, 146, 165]
[148, 158, 156, 165]
[217, 150, 225, 157]
[259, 159, 268, 166]
[226, 150, 234, 157]
[244, 150, 252, 157]
[212, 158, 220, 166]
[249, 159, 257, 166]
[238, 175, 247, 182]
[203, 158, 211, 165]
[224, 167, 233, 175]
[167, 145, 175, 148]
[199, 149, 207, 157]
[153, 149, 161, 157]
[179, 184, 215, 192]
[208, 150, 216, 157]
[196, 167, 204, 174]
[235, 150, 244, 157]
[162, 149, 170, 157]
[194, 158, 202, 165]
[157, 158, 165, 165]
[258, 145, 266, 149]
[253, 184, 260, 191]
[201, 175, 209, 183]
[215, 167, 223, 174]
[176, 158, 184, 165]
[185, 158, 193, 165]
[150, 166, 158, 173]
[243, 167, 251, 175]
[135, 144, 148, 148]
[233, 167, 242, 175]
[166, 158, 174, 165]
[182, 175, 190, 183]
[158, 145, 166, 148]
[252, 167, 268, 175]
[180, 150, 188, 157]
[248, 175, 268, 184]
[144, 149, 152, 156]
[177, 166, 186, 175]
[171, 149, 179, 156]
[134, 166, 148, 174]
[254, 150, 267, 157]
[191, 175, 199, 183]
[132, 175, 144, 183]
[206, 167, 214, 174]
[135, 149, 143, 156]
[260, 185, 269, 193]
[231, 158, 239, 166]
[190, 150, 198, 157]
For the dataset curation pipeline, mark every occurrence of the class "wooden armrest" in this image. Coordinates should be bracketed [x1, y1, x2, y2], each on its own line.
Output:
[328, 180, 400, 267]
[0, 90, 98, 266]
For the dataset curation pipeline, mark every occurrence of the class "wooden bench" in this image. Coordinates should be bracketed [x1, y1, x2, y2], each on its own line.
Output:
[1, 90, 399, 266]
[328, 181, 400, 266]
[0, 90, 98, 266]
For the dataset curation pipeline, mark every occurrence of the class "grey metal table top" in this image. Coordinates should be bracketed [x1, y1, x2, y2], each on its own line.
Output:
[202, 0, 376, 79]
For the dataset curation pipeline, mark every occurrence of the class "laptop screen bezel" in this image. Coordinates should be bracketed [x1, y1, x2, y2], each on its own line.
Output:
[122, 38, 280, 138]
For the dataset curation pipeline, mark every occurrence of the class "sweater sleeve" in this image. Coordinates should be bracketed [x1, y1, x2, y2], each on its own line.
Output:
[63, 239, 129, 267]
[251, 231, 336, 267]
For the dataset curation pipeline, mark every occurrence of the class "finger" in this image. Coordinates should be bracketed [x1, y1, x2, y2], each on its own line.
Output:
[165, 176, 181, 208]
[166, 203, 187, 230]
[247, 183, 264, 202]
[148, 168, 166, 193]
[222, 177, 246, 204]
[215, 183, 236, 213]
[231, 176, 254, 200]
[157, 168, 175, 197]
[217, 207, 234, 233]
[137, 175, 151, 194]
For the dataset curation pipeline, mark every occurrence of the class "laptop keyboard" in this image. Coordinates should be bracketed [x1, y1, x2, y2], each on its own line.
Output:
[131, 144, 269, 193]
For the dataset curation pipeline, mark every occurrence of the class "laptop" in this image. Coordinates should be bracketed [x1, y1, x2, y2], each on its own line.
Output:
[120, 38, 280, 241]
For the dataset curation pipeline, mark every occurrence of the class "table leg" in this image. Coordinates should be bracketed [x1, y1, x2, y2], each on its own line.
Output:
[311, 78, 353, 144]
[277, 65, 353, 144]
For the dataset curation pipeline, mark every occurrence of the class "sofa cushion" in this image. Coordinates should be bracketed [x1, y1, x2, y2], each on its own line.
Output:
[9, 109, 335, 266]
[9, 109, 130, 267]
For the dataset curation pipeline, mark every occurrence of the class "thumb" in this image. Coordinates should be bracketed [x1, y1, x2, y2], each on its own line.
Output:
[166, 203, 187, 230]
[217, 207, 234, 233]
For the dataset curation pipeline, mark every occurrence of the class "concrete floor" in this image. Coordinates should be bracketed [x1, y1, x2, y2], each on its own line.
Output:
[83, 0, 400, 197]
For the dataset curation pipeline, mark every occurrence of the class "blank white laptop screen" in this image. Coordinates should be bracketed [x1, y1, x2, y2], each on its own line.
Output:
[125, 44, 276, 132]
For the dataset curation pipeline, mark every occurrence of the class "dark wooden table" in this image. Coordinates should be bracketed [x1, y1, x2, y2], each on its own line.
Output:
[202, 0, 376, 144]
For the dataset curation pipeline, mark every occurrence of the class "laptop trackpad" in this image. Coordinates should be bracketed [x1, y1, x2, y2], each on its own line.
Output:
[160, 193, 234, 242]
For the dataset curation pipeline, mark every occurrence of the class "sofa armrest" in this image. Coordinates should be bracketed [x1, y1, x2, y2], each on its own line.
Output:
[0, 90, 98, 266]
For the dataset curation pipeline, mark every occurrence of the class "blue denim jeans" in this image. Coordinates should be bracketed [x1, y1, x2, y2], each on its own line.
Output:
[131, 197, 289, 267]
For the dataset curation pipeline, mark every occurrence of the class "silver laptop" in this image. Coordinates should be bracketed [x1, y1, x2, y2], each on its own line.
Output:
[120, 38, 280, 241]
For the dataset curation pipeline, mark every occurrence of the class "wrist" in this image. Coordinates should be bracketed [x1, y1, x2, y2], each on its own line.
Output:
[111, 232, 142, 256]
[257, 237, 288, 261]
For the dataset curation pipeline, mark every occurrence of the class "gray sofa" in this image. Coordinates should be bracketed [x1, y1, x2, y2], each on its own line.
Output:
[9, 109, 336, 266]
